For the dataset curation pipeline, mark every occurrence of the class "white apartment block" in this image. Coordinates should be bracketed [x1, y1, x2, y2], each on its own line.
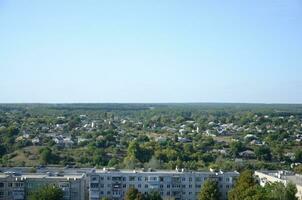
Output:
[0, 172, 86, 200]
[88, 168, 239, 200]
[255, 170, 302, 200]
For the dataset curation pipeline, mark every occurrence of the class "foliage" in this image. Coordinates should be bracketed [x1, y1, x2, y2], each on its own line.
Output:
[198, 179, 219, 200]
[228, 170, 258, 200]
[0, 103, 302, 170]
[39, 147, 60, 164]
[125, 187, 144, 200]
[28, 185, 64, 200]
[264, 182, 297, 200]
[144, 190, 163, 200]
[229, 170, 298, 200]
[255, 146, 272, 161]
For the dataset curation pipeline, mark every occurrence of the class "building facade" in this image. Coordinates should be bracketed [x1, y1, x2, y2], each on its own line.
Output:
[255, 170, 302, 200]
[0, 168, 239, 200]
[0, 172, 86, 200]
[88, 168, 239, 200]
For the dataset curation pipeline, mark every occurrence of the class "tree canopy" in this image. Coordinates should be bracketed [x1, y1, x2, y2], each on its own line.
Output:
[198, 179, 219, 200]
[28, 185, 64, 200]
[228, 170, 298, 200]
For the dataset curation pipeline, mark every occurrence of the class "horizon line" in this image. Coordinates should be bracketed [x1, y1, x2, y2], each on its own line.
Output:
[0, 102, 302, 105]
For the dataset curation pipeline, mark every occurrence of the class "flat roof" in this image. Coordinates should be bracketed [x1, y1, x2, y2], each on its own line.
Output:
[0, 173, 85, 180]
[256, 170, 302, 186]
[93, 169, 239, 175]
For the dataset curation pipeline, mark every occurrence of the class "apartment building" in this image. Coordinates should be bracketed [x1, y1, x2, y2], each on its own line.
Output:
[255, 170, 302, 200]
[88, 168, 239, 200]
[0, 172, 86, 200]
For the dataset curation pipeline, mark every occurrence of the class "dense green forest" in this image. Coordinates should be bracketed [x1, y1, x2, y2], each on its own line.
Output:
[0, 103, 302, 173]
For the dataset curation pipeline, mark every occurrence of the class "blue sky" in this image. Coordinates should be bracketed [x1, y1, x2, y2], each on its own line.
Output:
[0, 0, 301, 103]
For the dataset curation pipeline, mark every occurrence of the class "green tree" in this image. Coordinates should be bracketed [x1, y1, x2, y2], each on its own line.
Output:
[39, 147, 60, 164]
[294, 149, 302, 162]
[28, 185, 63, 200]
[264, 182, 297, 200]
[294, 165, 302, 174]
[124, 141, 153, 167]
[0, 144, 7, 157]
[285, 182, 298, 200]
[40, 148, 53, 164]
[230, 141, 244, 157]
[255, 146, 272, 161]
[125, 187, 143, 200]
[228, 170, 260, 200]
[198, 179, 219, 200]
[108, 158, 119, 167]
[144, 190, 163, 200]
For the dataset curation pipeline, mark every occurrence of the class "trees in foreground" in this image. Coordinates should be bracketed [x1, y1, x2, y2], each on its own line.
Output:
[28, 185, 63, 200]
[125, 188, 162, 200]
[265, 182, 298, 200]
[228, 170, 298, 200]
[198, 179, 219, 200]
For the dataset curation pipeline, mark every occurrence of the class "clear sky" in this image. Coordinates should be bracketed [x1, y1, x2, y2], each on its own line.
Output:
[1, 0, 301, 103]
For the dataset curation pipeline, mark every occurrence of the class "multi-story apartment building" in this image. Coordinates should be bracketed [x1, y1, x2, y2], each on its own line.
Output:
[88, 168, 239, 200]
[0, 172, 86, 200]
[255, 170, 302, 200]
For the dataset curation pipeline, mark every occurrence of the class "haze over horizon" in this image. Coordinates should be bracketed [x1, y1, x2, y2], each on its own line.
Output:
[1, 0, 302, 104]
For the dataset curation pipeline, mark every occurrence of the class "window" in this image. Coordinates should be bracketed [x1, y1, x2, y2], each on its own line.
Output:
[90, 183, 99, 188]
[15, 182, 23, 187]
[129, 176, 135, 181]
[0, 183, 4, 188]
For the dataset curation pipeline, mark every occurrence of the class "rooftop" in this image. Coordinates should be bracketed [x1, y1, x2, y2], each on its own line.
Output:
[256, 170, 302, 186]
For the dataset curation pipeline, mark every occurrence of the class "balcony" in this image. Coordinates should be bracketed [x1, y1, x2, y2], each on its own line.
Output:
[112, 183, 122, 190]
[89, 191, 100, 199]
